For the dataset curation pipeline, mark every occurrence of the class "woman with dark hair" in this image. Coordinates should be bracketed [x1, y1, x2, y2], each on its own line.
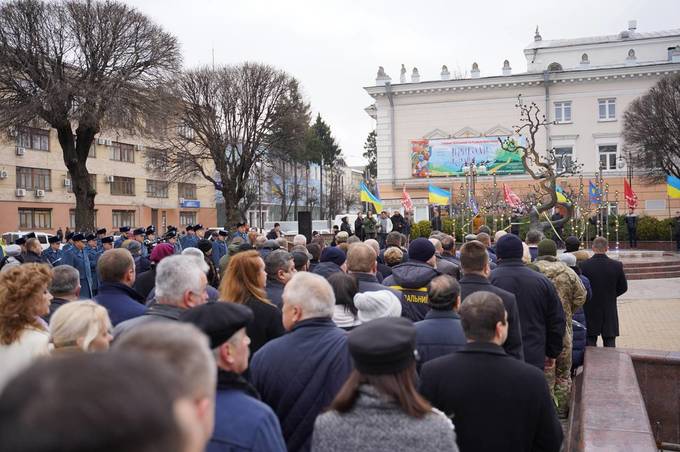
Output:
[0, 263, 53, 392]
[219, 250, 284, 355]
[313, 317, 459, 452]
[327, 272, 360, 331]
[197, 239, 220, 288]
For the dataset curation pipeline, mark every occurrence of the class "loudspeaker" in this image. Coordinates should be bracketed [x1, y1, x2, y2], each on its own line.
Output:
[297, 211, 312, 243]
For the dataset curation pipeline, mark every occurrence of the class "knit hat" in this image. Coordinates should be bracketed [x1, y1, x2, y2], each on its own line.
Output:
[495, 234, 524, 259]
[197, 239, 213, 254]
[122, 240, 141, 253]
[537, 239, 557, 257]
[408, 238, 435, 262]
[565, 236, 581, 252]
[320, 247, 346, 266]
[354, 290, 402, 323]
[348, 317, 416, 375]
[558, 252, 577, 267]
[150, 243, 175, 263]
[4, 244, 21, 256]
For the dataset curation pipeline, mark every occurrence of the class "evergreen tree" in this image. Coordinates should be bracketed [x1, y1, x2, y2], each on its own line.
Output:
[363, 130, 378, 179]
[305, 114, 341, 218]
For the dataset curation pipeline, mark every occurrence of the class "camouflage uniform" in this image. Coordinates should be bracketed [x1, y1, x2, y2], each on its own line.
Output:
[534, 255, 587, 417]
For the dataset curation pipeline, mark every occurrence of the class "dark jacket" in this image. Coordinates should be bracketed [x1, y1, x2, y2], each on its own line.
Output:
[113, 302, 184, 338]
[208, 371, 286, 452]
[132, 266, 157, 300]
[383, 261, 440, 321]
[459, 274, 524, 361]
[579, 254, 628, 337]
[351, 272, 418, 321]
[490, 259, 565, 369]
[94, 282, 146, 326]
[265, 279, 285, 309]
[312, 262, 343, 279]
[354, 217, 364, 240]
[44, 297, 70, 323]
[134, 254, 151, 275]
[250, 318, 352, 452]
[244, 297, 285, 357]
[340, 221, 352, 235]
[572, 307, 587, 370]
[266, 229, 280, 240]
[419, 342, 563, 452]
[22, 251, 50, 265]
[62, 247, 93, 299]
[430, 215, 442, 232]
[414, 310, 466, 368]
[390, 214, 405, 234]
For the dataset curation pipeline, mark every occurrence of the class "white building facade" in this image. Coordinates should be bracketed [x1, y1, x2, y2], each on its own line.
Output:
[365, 22, 680, 221]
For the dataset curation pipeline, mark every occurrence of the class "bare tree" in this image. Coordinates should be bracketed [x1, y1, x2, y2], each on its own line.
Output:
[500, 96, 582, 233]
[151, 63, 301, 225]
[0, 0, 180, 230]
[623, 73, 680, 183]
[343, 191, 358, 213]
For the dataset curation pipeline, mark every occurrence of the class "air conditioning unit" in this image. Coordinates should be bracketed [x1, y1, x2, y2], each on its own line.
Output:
[35, 189, 45, 198]
[15, 146, 26, 156]
[0, 170, 7, 179]
[135, 144, 145, 151]
[8, 127, 17, 137]
[105, 139, 113, 146]
[15, 188, 26, 197]
[96, 137, 106, 145]
[106, 175, 115, 183]
[64, 179, 71, 187]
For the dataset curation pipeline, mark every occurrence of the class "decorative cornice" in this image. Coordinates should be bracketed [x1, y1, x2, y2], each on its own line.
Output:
[551, 134, 580, 141]
[592, 132, 620, 139]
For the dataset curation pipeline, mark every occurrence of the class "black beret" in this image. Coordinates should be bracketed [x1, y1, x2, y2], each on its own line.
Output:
[48, 236, 61, 244]
[194, 224, 204, 231]
[25, 232, 36, 239]
[180, 302, 253, 348]
[65, 232, 74, 240]
[348, 317, 417, 375]
[72, 233, 86, 242]
[133, 228, 146, 236]
[15, 237, 26, 245]
[185, 225, 194, 231]
[96, 228, 107, 235]
[85, 233, 97, 241]
[101, 236, 114, 244]
[119, 226, 130, 233]
[218, 230, 228, 237]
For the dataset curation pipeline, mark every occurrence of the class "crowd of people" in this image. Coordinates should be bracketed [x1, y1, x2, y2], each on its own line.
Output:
[0, 213, 629, 452]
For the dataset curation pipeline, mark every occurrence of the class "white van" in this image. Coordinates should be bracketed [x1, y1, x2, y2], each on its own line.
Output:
[2, 231, 56, 251]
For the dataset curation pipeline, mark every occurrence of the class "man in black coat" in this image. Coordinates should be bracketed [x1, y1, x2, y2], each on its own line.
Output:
[419, 291, 563, 452]
[354, 212, 365, 241]
[458, 240, 524, 361]
[430, 207, 443, 232]
[489, 234, 565, 370]
[579, 236, 628, 347]
[265, 250, 296, 309]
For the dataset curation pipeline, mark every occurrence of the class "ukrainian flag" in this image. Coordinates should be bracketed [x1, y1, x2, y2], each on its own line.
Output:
[360, 181, 383, 212]
[667, 175, 680, 199]
[428, 185, 451, 205]
[556, 185, 571, 204]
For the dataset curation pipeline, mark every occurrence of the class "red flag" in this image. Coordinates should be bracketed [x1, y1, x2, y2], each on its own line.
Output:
[401, 185, 413, 211]
[624, 179, 638, 209]
[503, 184, 521, 208]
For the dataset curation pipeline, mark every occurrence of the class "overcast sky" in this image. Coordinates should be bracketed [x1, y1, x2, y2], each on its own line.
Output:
[123, 0, 679, 166]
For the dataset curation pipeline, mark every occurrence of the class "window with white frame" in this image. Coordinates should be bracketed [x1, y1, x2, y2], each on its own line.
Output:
[112, 210, 135, 228]
[554, 147, 573, 173]
[19, 208, 51, 229]
[179, 211, 196, 226]
[17, 127, 49, 151]
[598, 145, 618, 170]
[598, 98, 616, 120]
[554, 101, 572, 123]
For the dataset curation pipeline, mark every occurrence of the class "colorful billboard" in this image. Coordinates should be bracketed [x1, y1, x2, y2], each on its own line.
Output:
[411, 136, 525, 177]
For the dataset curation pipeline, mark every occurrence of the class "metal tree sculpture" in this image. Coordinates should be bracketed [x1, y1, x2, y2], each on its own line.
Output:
[500, 96, 582, 234]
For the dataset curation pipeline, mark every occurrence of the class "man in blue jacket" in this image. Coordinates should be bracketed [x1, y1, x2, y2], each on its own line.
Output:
[211, 230, 228, 269]
[93, 248, 145, 326]
[250, 272, 352, 452]
[114, 226, 130, 248]
[181, 225, 198, 249]
[42, 235, 64, 266]
[61, 233, 94, 299]
[181, 302, 287, 452]
[85, 233, 102, 295]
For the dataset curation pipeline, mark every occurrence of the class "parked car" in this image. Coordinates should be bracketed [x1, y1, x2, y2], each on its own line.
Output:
[2, 231, 56, 251]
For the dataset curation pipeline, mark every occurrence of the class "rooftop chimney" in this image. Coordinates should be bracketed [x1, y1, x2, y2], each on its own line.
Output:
[628, 20, 637, 32]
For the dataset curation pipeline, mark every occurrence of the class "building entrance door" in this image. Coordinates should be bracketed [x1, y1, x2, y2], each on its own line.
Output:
[151, 209, 158, 229]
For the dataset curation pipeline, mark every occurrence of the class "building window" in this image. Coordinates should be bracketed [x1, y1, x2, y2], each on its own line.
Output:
[112, 210, 135, 228]
[180, 211, 196, 226]
[16, 167, 51, 191]
[547, 62, 563, 72]
[69, 209, 97, 229]
[110, 141, 135, 162]
[178, 183, 197, 199]
[19, 208, 51, 229]
[598, 145, 618, 170]
[554, 101, 572, 123]
[17, 127, 49, 151]
[66, 173, 97, 193]
[598, 98, 616, 120]
[146, 179, 169, 198]
[144, 148, 166, 169]
[110, 176, 135, 196]
[554, 147, 573, 173]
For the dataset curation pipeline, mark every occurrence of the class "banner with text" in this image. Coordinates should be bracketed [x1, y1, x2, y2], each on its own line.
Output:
[411, 136, 526, 178]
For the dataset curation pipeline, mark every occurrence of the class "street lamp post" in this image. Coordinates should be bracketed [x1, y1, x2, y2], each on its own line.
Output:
[257, 162, 263, 231]
[462, 162, 486, 233]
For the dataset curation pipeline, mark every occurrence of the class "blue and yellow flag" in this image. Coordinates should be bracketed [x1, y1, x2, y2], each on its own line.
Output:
[668, 175, 680, 199]
[555, 185, 571, 204]
[428, 185, 451, 205]
[588, 181, 602, 205]
[360, 181, 383, 212]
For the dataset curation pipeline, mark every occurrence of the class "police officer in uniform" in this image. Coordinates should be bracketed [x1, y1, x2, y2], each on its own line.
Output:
[144, 225, 157, 255]
[96, 228, 107, 251]
[62, 232, 75, 254]
[85, 233, 102, 295]
[62, 233, 94, 299]
[115, 227, 131, 248]
[212, 230, 228, 268]
[42, 236, 64, 266]
[180, 225, 198, 249]
[101, 235, 115, 252]
[132, 227, 148, 258]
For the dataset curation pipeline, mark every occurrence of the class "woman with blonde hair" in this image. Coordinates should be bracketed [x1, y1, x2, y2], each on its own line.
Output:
[0, 263, 53, 391]
[50, 300, 113, 353]
[219, 250, 284, 355]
